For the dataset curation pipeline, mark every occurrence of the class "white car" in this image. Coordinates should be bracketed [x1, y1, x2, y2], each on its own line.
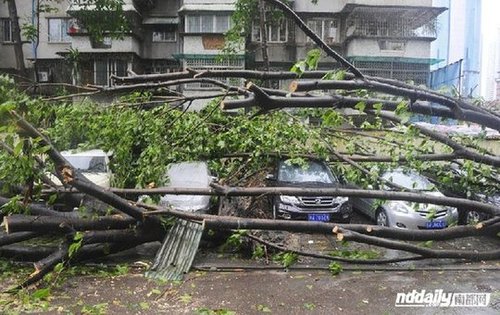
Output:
[159, 161, 214, 213]
[49, 149, 112, 188]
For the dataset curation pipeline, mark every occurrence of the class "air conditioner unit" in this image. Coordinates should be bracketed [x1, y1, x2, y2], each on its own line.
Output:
[38, 71, 49, 82]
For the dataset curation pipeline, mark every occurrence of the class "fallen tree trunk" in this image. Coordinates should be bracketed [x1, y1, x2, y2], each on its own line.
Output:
[245, 233, 426, 265]
[333, 226, 500, 261]
[2, 214, 136, 234]
[81, 228, 163, 245]
[0, 245, 54, 261]
[0, 232, 39, 246]
[10, 241, 70, 291]
[0, 197, 79, 218]
[138, 203, 500, 242]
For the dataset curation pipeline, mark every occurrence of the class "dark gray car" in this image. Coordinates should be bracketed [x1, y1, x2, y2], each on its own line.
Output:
[267, 159, 352, 223]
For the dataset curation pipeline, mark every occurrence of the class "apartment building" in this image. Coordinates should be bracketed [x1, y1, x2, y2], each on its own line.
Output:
[0, 0, 444, 88]
[249, 0, 444, 86]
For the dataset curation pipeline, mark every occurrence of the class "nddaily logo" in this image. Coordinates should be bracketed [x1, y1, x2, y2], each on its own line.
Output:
[395, 290, 490, 307]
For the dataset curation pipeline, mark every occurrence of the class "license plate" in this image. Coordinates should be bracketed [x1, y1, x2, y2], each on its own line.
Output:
[308, 214, 330, 222]
[426, 220, 447, 229]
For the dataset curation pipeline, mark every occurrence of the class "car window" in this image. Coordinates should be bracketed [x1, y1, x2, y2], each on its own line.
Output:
[64, 155, 107, 172]
[278, 160, 336, 183]
[382, 171, 434, 191]
[166, 162, 211, 188]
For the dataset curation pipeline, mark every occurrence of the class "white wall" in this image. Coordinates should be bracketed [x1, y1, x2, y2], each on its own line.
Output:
[447, 0, 466, 64]
[71, 36, 141, 55]
[0, 0, 35, 69]
[346, 39, 431, 59]
[480, 4, 500, 101]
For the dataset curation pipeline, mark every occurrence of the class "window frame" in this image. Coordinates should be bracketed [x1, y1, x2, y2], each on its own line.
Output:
[152, 24, 177, 42]
[306, 18, 339, 44]
[48, 18, 72, 43]
[378, 40, 406, 52]
[94, 59, 128, 86]
[251, 19, 289, 43]
[1, 18, 13, 43]
[185, 14, 231, 34]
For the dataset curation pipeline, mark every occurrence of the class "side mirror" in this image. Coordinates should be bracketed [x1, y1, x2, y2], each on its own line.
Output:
[265, 174, 276, 181]
[210, 176, 219, 183]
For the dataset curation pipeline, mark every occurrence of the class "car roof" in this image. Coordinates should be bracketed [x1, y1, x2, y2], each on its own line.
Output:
[61, 149, 108, 157]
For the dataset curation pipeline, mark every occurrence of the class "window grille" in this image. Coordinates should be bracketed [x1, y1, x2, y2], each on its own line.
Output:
[184, 58, 244, 90]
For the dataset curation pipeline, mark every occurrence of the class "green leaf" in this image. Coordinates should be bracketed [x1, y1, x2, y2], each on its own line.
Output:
[303, 302, 316, 310]
[32, 288, 51, 300]
[13, 141, 24, 157]
[328, 262, 343, 275]
[305, 49, 321, 70]
[256, 304, 272, 313]
[373, 103, 383, 115]
[354, 101, 366, 113]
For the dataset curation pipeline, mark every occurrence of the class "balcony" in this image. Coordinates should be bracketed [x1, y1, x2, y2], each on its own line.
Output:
[68, 0, 139, 12]
[344, 4, 445, 40]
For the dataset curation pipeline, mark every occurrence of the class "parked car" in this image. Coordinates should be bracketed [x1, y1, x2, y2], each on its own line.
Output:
[439, 165, 499, 225]
[266, 158, 352, 223]
[458, 193, 499, 225]
[159, 161, 215, 213]
[351, 169, 459, 229]
[49, 149, 112, 188]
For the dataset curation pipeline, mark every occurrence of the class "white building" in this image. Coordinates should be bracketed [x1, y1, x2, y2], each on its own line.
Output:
[1, 0, 444, 90]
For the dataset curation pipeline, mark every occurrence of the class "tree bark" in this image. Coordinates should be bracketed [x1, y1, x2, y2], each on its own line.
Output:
[0, 231, 39, 246]
[6, 0, 26, 76]
[259, 0, 270, 73]
[3, 214, 136, 234]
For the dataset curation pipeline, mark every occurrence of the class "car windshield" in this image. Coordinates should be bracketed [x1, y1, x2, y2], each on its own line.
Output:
[166, 162, 211, 188]
[278, 160, 336, 183]
[382, 171, 434, 191]
[64, 155, 107, 172]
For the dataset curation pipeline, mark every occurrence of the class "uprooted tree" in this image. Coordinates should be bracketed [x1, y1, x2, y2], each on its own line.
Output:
[0, 0, 499, 290]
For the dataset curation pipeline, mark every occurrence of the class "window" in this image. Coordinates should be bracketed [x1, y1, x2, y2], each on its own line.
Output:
[378, 40, 406, 51]
[201, 15, 213, 33]
[48, 18, 71, 42]
[94, 59, 128, 86]
[252, 19, 289, 43]
[185, 15, 231, 33]
[152, 25, 176, 42]
[215, 15, 229, 33]
[1, 18, 13, 42]
[307, 19, 338, 44]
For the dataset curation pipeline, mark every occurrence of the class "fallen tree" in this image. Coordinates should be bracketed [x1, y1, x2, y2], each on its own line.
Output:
[0, 0, 499, 291]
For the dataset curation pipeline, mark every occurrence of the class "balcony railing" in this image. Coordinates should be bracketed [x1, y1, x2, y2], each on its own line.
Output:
[346, 19, 437, 39]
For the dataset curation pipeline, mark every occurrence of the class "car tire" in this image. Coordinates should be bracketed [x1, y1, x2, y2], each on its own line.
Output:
[376, 208, 389, 227]
[465, 210, 483, 225]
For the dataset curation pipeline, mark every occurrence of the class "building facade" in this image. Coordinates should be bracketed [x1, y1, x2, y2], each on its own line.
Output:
[430, 0, 486, 98]
[0, 0, 444, 89]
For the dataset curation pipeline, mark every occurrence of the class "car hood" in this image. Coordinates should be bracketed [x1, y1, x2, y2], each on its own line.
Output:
[274, 181, 340, 189]
[387, 191, 451, 211]
[159, 195, 211, 213]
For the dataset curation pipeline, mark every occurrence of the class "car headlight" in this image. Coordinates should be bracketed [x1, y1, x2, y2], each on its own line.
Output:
[280, 195, 300, 204]
[334, 196, 348, 204]
[386, 200, 410, 213]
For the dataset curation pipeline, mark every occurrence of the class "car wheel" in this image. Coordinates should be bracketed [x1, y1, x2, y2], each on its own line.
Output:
[376, 208, 389, 227]
[466, 210, 482, 225]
